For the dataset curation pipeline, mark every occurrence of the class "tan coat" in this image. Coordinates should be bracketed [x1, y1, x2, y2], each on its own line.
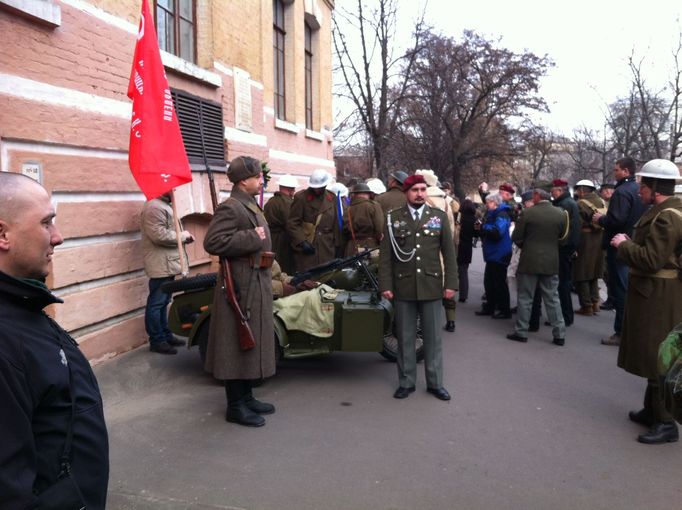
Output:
[342, 196, 384, 256]
[140, 197, 189, 278]
[203, 187, 275, 381]
[287, 188, 342, 271]
[573, 193, 605, 281]
[617, 196, 682, 379]
[264, 192, 294, 274]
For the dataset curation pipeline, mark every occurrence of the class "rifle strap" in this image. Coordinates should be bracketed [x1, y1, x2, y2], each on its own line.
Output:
[347, 205, 359, 253]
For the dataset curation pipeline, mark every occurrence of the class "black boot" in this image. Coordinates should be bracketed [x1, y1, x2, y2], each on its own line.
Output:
[244, 380, 275, 415]
[225, 380, 265, 427]
[637, 422, 679, 444]
[444, 321, 455, 332]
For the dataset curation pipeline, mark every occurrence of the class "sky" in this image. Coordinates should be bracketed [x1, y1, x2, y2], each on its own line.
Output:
[334, 0, 682, 136]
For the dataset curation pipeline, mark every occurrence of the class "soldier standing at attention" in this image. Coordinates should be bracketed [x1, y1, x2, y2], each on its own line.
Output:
[342, 183, 384, 256]
[376, 170, 408, 216]
[611, 159, 682, 444]
[287, 169, 342, 271]
[379, 174, 458, 401]
[572, 180, 606, 316]
[264, 174, 298, 274]
[204, 156, 276, 428]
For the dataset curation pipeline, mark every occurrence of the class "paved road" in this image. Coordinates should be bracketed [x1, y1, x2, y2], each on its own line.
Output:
[97, 249, 682, 510]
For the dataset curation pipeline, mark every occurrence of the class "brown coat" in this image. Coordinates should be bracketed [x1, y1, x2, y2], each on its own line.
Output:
[342, 196, 384, 256]
[264, 192, 294, 274]
[573, 193, 605, 281]
[203, 187, 275, 381]
[140, 196, 189, 278]
[617, 196, 682, 379]
[287, 188, 342, 271]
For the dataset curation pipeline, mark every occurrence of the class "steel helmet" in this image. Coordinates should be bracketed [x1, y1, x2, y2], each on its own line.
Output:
[328, 182, 349, 197]
[637, 159, 682, 181]
[308, 169, 332, 188]
[350, 183, 371, 194]
[389, 170, 409, 184]
[575, 179, 596, 189]
[366, 178, 386, 194]
[278, 174, 299, 188]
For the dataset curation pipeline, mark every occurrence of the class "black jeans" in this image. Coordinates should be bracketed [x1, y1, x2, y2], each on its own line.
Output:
[558, 247, 574, 326]
[482, 260, 510, 314]
[458, 263, 470, 301]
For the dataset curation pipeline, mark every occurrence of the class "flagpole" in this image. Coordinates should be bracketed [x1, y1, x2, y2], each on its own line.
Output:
[169, 188, 189, 276]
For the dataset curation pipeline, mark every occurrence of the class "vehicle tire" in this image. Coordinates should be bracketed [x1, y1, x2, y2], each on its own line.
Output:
[380, 320, 424, 363]
[194, 319, 211, 365]
[161, 273, 217, 294]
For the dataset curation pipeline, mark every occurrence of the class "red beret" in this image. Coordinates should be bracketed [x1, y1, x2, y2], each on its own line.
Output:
[402, 174, 426, 191]
[552, 179, 568, 187]
[498, 183, 515, 194]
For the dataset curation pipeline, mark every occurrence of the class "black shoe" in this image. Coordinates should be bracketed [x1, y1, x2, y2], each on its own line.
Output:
[553, 338, 565, 346]
[393, 386, 415, 399]
[629, 408, 655, 427]
[637, 422, 679, 444]
[166, 336, 186, 347]
[600, 300, 615, 311]
[445, 321, 456, 332]
[492, 312, 512, 319]
[506, 333, 528, 343]
[149, 341, 177, 355]
[427, 387, 451, 401]
[458, 298, 467, 303]
[475, 310, 493, 316]
[544, 321, 551, 326]
[528, 325, 539, 332]
[226, 403, 266, 427]
[244, 396, 275, 415]
[510, 306, 517, 314]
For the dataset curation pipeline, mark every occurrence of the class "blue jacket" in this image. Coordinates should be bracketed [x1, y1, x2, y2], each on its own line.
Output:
[480, 203, 513, 264]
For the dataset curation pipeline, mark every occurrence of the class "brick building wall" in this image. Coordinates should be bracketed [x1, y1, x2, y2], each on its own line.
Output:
[0, 0, 335, 361]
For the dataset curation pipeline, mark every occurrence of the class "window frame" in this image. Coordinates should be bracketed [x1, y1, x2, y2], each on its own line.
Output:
[304, 22, 313, 130]
[154, 0, 196, 64]
[273, 0, 287, 120]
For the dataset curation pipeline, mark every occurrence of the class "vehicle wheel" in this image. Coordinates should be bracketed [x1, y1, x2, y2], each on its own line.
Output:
[380, 320, 424, 363]
[194, 319, 210, 365]
[161, 273, 217, 294]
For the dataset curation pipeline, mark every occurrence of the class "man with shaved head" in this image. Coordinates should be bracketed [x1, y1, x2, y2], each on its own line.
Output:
[0, 174, 109, 508]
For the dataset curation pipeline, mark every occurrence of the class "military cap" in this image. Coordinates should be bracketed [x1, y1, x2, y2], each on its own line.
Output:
[402, 174, 426, 191]
[227, 156, 261, 183]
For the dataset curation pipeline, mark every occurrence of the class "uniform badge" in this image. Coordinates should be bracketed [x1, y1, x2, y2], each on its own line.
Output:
[393, 221, 400, 228]
[425, 217, 442, 229]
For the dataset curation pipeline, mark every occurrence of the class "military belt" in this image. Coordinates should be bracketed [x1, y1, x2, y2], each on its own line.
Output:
[630, 268, 679, 279]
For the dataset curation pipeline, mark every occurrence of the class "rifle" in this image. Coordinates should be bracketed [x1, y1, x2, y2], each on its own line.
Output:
[199, 107, 256, 351]
[290, 248, 378, 287]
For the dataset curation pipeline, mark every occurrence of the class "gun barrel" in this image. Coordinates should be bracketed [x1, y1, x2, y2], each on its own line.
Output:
[290, 248, 376, 286]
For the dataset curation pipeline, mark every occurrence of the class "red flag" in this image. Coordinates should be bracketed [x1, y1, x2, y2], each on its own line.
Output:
[127, 0, 192, 200]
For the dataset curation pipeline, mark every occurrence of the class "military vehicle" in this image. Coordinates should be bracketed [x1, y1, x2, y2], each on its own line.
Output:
[162, 250, 424, 364]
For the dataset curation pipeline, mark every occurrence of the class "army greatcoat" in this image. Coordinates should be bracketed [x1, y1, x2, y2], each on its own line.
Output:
[264, 191, 294, 274]
[203, 187, 275, 381]
[617, 196, 682, 379]
[287, 188, 342, 271]
[375, 187, 407, 216]
[379, 205, 458, 300]
[573, 192, 606, 282]
[342, 196, 384, 256]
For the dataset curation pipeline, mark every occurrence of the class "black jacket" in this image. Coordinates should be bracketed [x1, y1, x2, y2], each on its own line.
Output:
[597, 176, 645, 249]
[0, 271, 109, 510]
[553, 191, 581, 252]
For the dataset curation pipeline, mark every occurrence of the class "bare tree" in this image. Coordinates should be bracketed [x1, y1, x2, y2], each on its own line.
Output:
[332, 0, 425, 182]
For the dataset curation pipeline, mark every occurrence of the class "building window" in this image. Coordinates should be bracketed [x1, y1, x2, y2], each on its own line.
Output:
[273, 0, 286, 120]
[171, 89, 226, 170]
[155, 0, 195, 63]
[304, 22, 313, 130]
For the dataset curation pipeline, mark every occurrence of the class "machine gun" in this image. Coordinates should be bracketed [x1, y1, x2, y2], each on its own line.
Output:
[290, 248, 379, 289]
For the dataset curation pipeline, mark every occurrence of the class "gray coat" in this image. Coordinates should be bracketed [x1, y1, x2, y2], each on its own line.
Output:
[203, 187, 275, 381]
[512, 201, 568, 275]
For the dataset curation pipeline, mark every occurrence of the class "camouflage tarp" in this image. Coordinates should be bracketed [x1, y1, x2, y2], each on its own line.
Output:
[658, 322, 682, 424]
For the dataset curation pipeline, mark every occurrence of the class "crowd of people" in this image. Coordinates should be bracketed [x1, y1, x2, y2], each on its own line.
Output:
[2, 155, 682, 507]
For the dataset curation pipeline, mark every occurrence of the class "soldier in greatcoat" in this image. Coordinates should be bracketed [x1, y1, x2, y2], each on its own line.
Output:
[572, 180, 606, 316]
[375, 170, 408, 216]
[204, 156, 276, 428]
[611, 159, 682, 444]
[264, 174, 298, 274]
[379, 174, 458, 401]
[287, 169, 342, 272]
[342, 183, 384, 256]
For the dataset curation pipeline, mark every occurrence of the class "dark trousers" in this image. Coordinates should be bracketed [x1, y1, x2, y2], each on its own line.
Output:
[145, 276, 174, 345]
[558, 248, 574, 326]
[482, 261, 510, 315]
[606, 247, 628, 334]
[458, 263, 469, 301]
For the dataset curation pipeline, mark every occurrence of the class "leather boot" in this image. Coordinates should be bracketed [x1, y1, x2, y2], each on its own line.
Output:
[575, 305, 593, 316]
[244, 380, 275, 415]
[637, 422, 679, 444]
[225, 380, 265, 427]
[592, 302, 600, 314]
[444, 320, 456, 332]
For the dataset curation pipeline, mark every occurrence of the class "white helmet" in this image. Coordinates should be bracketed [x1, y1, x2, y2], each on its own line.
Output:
[637, 159, 682, 181]
[328, 182, 349, 197]
[277, 174, 299, 188]
[366, 178, 386, 194]
[575, 179, 596, 189]
[308, 169, 332, 188]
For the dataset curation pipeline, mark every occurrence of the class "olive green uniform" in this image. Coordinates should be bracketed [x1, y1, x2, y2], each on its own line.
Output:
[264, 192, 294, 274]
[342, 196, 384, 256]
[376, 187, 407, 216]
[573, 193, 606, 307]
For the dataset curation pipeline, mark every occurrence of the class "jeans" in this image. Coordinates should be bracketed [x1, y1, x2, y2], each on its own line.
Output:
[606, 247, 629, 335]
[145, 276, 174, 345]
[482, 260, 510, 314]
